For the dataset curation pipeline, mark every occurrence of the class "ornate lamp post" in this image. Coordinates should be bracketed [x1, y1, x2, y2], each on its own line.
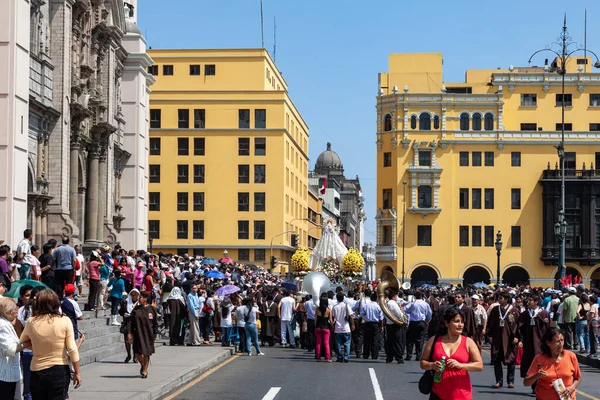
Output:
[528, 16, 600, 286]
[401, 181, 407, 284]
[148, 237, 153, 254]
[495, 231, 502, 286]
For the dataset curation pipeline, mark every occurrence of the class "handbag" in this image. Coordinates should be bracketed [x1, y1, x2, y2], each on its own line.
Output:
[418, 335, 439, 395]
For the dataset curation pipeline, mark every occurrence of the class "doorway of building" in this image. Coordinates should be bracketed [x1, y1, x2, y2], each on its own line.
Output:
[463, 266, 491, 285]
[410, 266, 439, 287]
[502, 266, 530, 286]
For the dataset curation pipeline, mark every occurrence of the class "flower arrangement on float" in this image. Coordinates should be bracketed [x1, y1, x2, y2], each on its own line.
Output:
[291, 247, 311, 276]
[315, 257, 343, 281]
[342, 248, 364, 278]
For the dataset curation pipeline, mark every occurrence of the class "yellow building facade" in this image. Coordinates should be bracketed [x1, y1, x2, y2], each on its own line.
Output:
[376, 53, 600, 288]
[147, 49, 309, 273]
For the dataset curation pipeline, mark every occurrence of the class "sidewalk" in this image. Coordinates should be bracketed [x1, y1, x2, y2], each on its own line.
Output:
[69, 344, 234, 400]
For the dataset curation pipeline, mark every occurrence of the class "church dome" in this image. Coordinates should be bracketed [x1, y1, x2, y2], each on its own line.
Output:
[315, 142, 344, 174]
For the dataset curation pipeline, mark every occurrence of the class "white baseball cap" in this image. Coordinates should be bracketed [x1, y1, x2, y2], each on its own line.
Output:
[471, 294, 480, 300]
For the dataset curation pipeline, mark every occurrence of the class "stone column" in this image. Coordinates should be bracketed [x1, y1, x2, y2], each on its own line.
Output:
[35, 201, 43, 245]
[97, 148, 107, 243]
[86, 147, 100, 242]
[79, 187, 86, 239]
[41, 207, 48, 243]
[36, 137, 44, 179]
[69, 136, 79, 226]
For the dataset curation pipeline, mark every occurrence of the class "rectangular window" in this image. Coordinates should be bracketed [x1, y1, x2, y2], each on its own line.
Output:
[521, 94, 537, 107]
[149, 220, 160, 239]
[511, 226, 521, 247]
[459, 226, 469, 246]
[238, 192, 249, 212]
[254, 249, 265, 261]
[520, 123, 537, 131]
[177, 220, 188, 239]
[511, 188, 521, 209]
[238, 165, 249, 183]
[177, 192, 188, 211]
[472, 188, 482, 209]
[472, 152, 482, 166]
[189, 65, 200, 75]
[383, 152, 392, 167]
[149, 138, 161, 155]
[459, 188, 469, 209]
[254, 192, 265, 212]
[255, 109, 266, 129]
[556, 93, 572, 107]
[255, 138, 266, 156]
[382, 188, 393, 209]
[150, 109, 161, 129]
[177, 138, 189, 156]
[254, 165, 266, 183]
[254, 221, 265, 240]
[459, 152, 469, 166]
[177, 165, 188, 183]
[564, 152, 576, 170]
[238, 138, 250, 156]
[194, 109, 205, 129]
[511, 152, 521, 167]
[382, 225, 392, 246]
[178, 109, 189, 129]
[193, 192, 204, 211]
[484, 188, 494, 209]
[238, 249, 250, 262]
[238, 221, 249, 240]
[556, 123, 572, 131]
[484, 151, 494, 166]
[147, 65, 158, 75]
[149, 165, 160, 183]
[590, 123, 600, 131]
[149, 192, 160, 211]
[417, 226, 432, 246]
[419, 150, 432, 167]
[163, 65, 173, 76]
[193, 220, 204, 239]
[193, 165, 205, 183]
[485, 226, 494, 247]
[194, 138, 205, 155]
[590, 94, 600, 107]
[193, 248, 204, 257]
[472, 226, 482, 247]
[239, 109, 250, 128]
[204, 64, 216, 75]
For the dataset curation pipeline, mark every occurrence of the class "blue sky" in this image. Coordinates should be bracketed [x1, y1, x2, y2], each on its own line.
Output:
[139, 0, 600, 244]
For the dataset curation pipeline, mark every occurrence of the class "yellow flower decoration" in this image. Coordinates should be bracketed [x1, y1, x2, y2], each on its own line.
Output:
[342, 248, 365, 277]
[291, 247, 311, 276]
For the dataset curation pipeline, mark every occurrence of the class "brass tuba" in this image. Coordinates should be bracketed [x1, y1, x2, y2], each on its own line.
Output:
[377, 270, 407, 325]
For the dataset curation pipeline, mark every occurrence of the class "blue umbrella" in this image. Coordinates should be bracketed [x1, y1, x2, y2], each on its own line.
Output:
[204, 270, 226, 279]
[281, 281, 297, 293]
[420, 283, 436, 290]
[201, 257, 219, 265]
[472, 282, 490, 290]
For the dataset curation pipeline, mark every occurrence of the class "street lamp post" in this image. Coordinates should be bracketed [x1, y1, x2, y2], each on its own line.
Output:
[528, 16, 600, 287]
[495, 231, 502, 286]
[402, 181, 407, 284]
[148, 237, 153, 254]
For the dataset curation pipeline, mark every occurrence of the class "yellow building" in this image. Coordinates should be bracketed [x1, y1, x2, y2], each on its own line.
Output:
[376, 52, 600, 288]
[307, 187, 323, 249]
[147, 49, 309, 273]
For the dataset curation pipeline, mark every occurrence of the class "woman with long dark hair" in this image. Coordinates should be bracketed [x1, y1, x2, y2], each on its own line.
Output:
[19, 289, 82, 399]
[420, 308, 483, 400]
[243, 298, 264, 356]
[315, 298, 332, 362]
[87, 251, 101, 311]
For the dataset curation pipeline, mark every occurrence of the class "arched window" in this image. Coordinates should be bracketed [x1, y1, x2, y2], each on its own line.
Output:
[410, 115, 417, 129]
[433, 115, 440, 130]
[460, 113, 470, 131]
[419, 113, 431, 130]
[484, 113, 494, 131]
[383, 114, 392, 132]
[418, 186, 432, 208]
[472, 113, 482, 131]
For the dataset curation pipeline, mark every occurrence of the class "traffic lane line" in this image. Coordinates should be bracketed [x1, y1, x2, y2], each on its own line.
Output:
[481, 349, 599, 400]
[261, 387, 281, 400]
[163, 354, 239, 400]
[369, 368, 385, 400]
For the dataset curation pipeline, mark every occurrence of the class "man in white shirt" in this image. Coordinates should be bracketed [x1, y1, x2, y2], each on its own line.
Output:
[384, 292, 407, 364]
[332, 292, 355, 362]
[16, 229, 34, 280]
[278, 291, 296, 347]
[74, 245, 85, 300]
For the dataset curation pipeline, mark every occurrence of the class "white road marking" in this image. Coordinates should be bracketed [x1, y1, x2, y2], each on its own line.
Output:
[369, 368, 384, 400]
[262, 387, 281, 400]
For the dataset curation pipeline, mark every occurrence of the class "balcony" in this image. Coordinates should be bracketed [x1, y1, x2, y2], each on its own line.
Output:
[541, 169, 600, 180]
[376, 246, 397, 261]
[541, 246, 600, 266]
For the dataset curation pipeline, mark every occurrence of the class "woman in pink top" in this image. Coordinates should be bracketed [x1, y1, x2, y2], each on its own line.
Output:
[87, 251, 101, 310]
[134, 262, 145, 290]
[420, 308, 483, 400]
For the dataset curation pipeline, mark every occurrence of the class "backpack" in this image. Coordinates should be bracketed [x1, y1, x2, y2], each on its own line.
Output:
[75, 258, 81, 271]
[202, 300, 214, 316]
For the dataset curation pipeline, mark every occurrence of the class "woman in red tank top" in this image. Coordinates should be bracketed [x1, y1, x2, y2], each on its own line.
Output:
[420, 307, 484, 400]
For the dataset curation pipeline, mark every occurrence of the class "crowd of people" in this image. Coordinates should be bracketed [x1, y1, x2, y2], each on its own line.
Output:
[0, 228, 599, 399]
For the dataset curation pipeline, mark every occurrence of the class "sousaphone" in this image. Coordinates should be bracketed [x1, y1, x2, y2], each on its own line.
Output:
[377, 269, 407, 325]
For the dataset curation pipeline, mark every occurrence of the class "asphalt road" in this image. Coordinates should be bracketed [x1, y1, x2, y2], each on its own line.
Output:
[170, 345, 600, 400]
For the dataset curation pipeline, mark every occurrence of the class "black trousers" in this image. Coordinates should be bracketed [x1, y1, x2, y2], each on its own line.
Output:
[590, 325, 597, 355]
[306, 319, 315, 351]
[406, 321, 426, 359]
[55, 269, 74, 299]
[363, 322, 381, 359]
[493, 347, 516, 385]
[385, 324, 405, 362]
[30, 365, 70, 400]
[564, 322, 576, 349]
[238, 326, 247, 353]
[0, 380, 17, 400]
[88, 279, 100, 309]
[351, 318, 363, 357]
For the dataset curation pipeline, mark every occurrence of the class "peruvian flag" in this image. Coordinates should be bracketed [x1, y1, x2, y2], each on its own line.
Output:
[320, 177, 327, 195]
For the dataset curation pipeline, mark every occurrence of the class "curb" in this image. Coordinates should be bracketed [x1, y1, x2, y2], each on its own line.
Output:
[575, 352, 600, 369]
[124, 348, 235, 400]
